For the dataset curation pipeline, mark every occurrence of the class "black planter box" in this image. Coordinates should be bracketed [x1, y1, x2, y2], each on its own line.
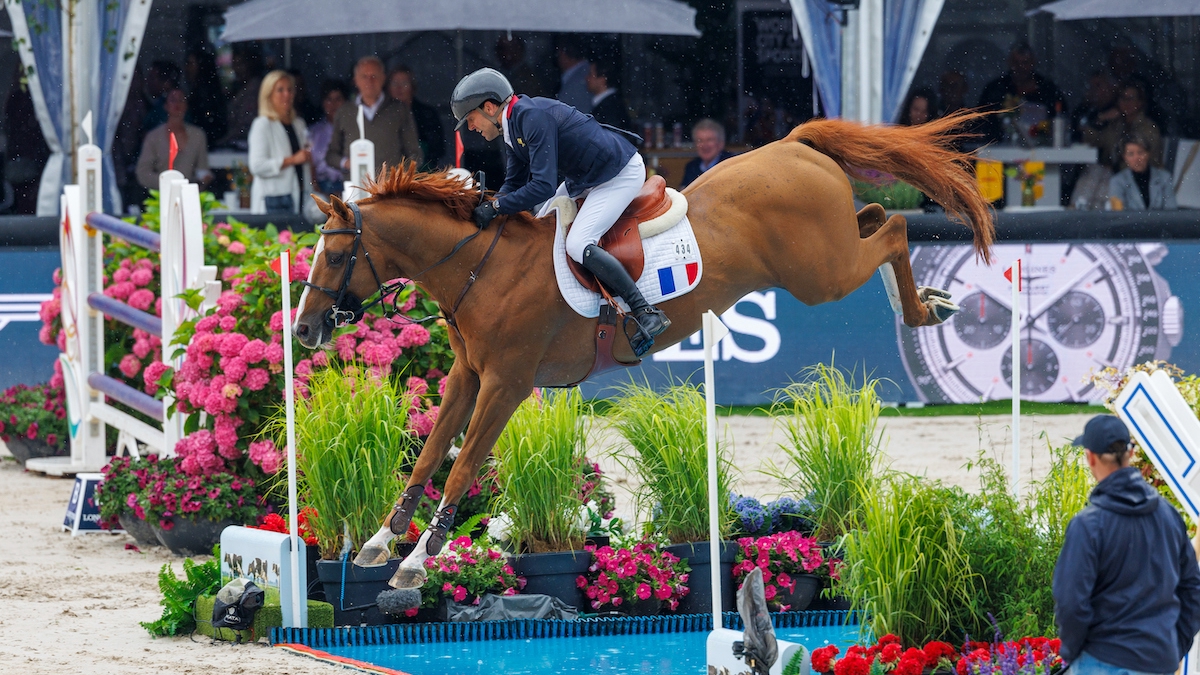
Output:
[152, 518, 236, 556]
[118, 513, 160, 548]
[5, 437, 66, 466]
[508, 549, 592, 611]
[315, 543, 416, 626]
[665, 541, 738, 615]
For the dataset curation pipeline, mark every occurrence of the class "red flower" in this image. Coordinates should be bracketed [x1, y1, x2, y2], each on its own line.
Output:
[878, 634, 901, 646]
[1048, 639, 1061, 654]
[924, 641, 956, 663]
[834, 654, 870, 675]
[901, 648, 927, 669]
[894, 657, 924, 675]
[406, 521, 421, 543]
[880, 643, 903, 664]
[811, 645, 840, 673]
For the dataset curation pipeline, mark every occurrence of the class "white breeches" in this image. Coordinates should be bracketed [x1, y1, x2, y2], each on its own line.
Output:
[564, 153, 646, 263]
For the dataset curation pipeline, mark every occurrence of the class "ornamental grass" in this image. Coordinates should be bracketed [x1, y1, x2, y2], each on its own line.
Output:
[492, 388, 589, 553]
[266, 365, 417, 560]
[765, 363, 885, 541]
[608, 381, 734, 544]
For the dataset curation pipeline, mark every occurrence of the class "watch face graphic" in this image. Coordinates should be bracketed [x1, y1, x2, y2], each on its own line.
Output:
[898, 242, 1181, 403]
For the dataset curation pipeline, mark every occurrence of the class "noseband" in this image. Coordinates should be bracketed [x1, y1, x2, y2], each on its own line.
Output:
[301, 199, 505, 333]
[301, 202, 405, 328]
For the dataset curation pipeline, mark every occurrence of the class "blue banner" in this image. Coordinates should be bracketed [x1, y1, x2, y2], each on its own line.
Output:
[0, 248, 62, 390]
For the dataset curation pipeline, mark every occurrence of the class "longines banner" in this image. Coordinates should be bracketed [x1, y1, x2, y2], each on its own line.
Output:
[3, 243, 1199, 405]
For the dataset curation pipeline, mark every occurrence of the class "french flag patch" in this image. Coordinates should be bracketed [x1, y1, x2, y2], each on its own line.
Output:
[656, 262, 699, 296]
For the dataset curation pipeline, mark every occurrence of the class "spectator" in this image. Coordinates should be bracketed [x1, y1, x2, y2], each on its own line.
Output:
[1073, 71, 1120, 145]
[309, 79, 348, 197]
[248, 70, 313, 215]
[495, 36, 547, 98]
[555, 40, 592, 113]
[142, 60, 182, 137]
[978, 42, 1065, 144]
[936, 70, 968, 118]
[184, 49, 228, 143]
[681, 119, 734, 189]
[1053, 415, 1200, 674]
[325, 56, 423, 180]
[1108, 136, 1177, 211]
[387, 65, 446, 170]
[136, 88, 211, 190]
[221, 46, 265, 148]
[1097, 81, 1162, 171]
[899, 88, 937, 126]
[586, 61, 631, 131]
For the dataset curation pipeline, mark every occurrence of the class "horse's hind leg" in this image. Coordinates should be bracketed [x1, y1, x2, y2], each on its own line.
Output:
[353, 363, 480, 567]
[859, 213, 958, 328]
[856, 203, 887, 238]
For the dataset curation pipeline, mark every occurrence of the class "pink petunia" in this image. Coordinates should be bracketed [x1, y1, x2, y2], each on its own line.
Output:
[453, 585, 468, 603]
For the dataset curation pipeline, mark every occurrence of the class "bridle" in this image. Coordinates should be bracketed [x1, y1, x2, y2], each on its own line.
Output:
[301, 198, 505, 332]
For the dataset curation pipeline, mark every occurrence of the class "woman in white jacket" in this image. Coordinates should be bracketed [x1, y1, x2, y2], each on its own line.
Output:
[248, 70, 313, 215]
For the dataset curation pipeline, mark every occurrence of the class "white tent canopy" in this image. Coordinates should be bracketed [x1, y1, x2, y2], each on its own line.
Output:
[221, 0, 701, 42]
[1031, 0, 1200, 20]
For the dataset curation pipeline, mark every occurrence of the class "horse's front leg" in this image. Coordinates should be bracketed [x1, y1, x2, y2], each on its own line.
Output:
[390, 372, 533, 589]
[353, 363, 480, 567]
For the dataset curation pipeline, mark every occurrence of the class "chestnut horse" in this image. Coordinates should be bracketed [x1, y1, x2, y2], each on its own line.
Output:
[294, 111, 995, 589]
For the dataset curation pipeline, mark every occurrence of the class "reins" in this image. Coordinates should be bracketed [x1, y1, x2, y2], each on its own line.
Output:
[301, 198, 505, 335]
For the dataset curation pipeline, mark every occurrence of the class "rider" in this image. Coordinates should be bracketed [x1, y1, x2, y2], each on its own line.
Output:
[451, 67, 670, 356]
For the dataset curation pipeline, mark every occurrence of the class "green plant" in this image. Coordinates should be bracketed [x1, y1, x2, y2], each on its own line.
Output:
[141, 545, 222, 636]
[492, 388, 589, 553]
[417, 536, 523, 611]
[765, 364, 885, 540]
[0, 380, 68, 448]
[839, 475, 977, 644]
[851, 177, 924, 210]
[95, 454, 161, 528]
[268, 365, 417, 559]
[608, 381, 734, 543]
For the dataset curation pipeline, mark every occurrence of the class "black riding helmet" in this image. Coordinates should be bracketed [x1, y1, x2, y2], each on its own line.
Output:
[451, 67, 514, 130]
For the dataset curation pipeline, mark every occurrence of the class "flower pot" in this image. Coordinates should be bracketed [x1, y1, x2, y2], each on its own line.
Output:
[507, 549, 592, 610]
[619, 596, 662, 616]
[585, 534, 610, 549]
[4, 437, 67, 466]
[152, 518, 236, 556]
[316, 543, 416, 627]
[664, 541, 737, 616]
[807, 593, 853, 612]
[773, 573, 822, 612]
[118, 513, 160, 548]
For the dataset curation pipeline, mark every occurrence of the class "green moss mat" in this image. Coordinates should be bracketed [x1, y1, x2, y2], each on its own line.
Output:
[195, 595, 333, 642]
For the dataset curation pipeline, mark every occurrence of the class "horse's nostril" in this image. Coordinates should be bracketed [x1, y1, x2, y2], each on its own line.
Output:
[295, 323, 309, 338]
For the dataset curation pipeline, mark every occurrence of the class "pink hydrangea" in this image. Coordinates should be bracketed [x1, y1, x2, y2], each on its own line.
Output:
[218, 332, 249, 357]
[243, 368, 270, 391]
[227, 241, 246, 254]
[290, 262, 310, 280]
[143, 361, 170, 395]
[397, 324, 430, 348]
[105, 281, 136, 301]
[264, 343, 284, 364]
[438, 376, 450, 396]
[241, 339, 268, 363]
[127, 289, 155, 311]
[406, 377, 429, 397]
[39, 324, 54, 345]
[221, 266, 242, 281]
[219, 316, 237, 331]
[400, 294, 418, 313]
[113, 267, 131, 283]
[278, 231, 293, 244]
[222, 356, 248, 382]
[295, 359, 313, 376]
[249, 439, 281, 473]
[311, 350, 329, 367]
[132, 338, 152, 359]
[130, 268, 153, 286]
[217, 291, 245, 315]
[195, 315, 220, 333]
[119, 354, 142, 378]
[269, 310, 284, 332]
[214, 416, 241, 458]
[335, 334, 357, 361]
[408, 411, 435, 437]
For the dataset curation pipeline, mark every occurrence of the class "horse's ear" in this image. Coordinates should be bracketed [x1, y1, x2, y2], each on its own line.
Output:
[312, 193, 332, 217]
[328, 194, 353, 222]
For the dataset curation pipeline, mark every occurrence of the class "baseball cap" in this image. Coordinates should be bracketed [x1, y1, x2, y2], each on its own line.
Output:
[1074, 415, 1131, 454]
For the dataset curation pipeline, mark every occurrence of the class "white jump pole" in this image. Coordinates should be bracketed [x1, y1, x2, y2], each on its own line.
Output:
[1011, 258, 1022, 498]
[703, 310, 730, 629]
[280, 250, 302, 627]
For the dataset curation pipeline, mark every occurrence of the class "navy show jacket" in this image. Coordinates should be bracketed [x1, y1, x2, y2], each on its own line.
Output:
[495, 96, 637, 215]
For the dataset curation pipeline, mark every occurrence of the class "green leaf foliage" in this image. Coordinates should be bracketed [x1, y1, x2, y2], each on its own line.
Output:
[140, 545, 222, 636]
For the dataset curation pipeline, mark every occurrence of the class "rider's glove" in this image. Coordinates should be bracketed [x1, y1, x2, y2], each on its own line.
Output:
[473, 201, 500, 230]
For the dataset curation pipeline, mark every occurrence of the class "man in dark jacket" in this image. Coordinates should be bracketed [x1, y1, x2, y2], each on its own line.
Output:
[450, 67, 670, 356]
[1053, 415, 1200, 674]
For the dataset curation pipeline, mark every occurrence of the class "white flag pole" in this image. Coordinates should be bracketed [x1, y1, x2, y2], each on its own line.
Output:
[280, 250, 302, 627]
[1011, 258, 1021, 499]
[703, 309, 730, 629]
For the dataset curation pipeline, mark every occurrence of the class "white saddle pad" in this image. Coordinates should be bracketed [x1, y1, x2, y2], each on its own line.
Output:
[543, 189, 703, 319]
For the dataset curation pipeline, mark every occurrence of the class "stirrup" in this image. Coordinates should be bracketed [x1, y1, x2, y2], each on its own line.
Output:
[623, 307, 670, 358]
[425, 504, 458, 557]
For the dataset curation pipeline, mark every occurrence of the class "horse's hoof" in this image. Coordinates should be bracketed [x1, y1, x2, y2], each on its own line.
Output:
[389, 564, 427, 590]
[353, 545, 390, 568]
[918, 286, 952, 301]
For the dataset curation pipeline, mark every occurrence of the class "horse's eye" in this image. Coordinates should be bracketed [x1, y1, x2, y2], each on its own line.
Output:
[327, 252, 344, 266]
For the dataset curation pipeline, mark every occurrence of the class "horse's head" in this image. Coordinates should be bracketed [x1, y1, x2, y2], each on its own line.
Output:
[294, 193, 393, 349]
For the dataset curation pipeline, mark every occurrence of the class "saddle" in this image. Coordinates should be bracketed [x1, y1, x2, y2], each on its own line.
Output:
[566, 175, 675, 292]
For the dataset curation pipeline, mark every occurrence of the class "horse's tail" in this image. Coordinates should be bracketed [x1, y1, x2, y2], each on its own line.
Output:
[788, 109, 996, 264]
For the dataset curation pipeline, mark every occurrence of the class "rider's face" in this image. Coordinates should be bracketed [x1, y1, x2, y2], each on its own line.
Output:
[466, 102, 502, 141]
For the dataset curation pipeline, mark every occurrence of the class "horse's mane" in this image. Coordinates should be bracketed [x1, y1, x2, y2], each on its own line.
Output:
[362, 161, 481, 221]
[362, 161, 541, 228]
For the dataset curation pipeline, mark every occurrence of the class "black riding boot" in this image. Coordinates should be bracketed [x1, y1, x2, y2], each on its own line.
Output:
[581, 244, 671, 357]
